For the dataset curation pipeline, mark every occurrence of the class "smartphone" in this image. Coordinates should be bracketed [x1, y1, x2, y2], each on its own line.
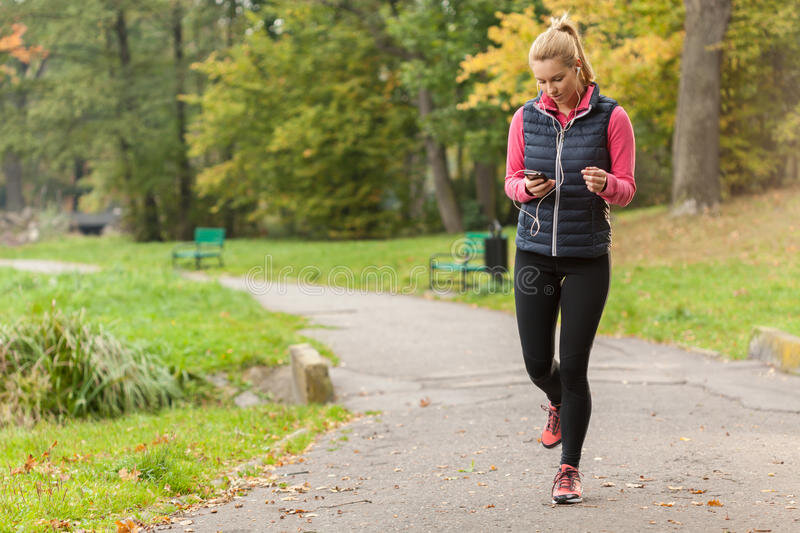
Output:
[523, 169, 548, 181]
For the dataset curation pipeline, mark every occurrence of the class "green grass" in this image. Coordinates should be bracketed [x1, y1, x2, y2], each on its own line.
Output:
[0, 266, 347, 530]
[5, 183, 798, 360]
[0, 267, 337, 372]
[0, 402, 349, 531]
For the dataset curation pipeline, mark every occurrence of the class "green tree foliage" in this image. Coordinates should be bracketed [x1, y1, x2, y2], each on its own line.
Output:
[0, 0, 237, 240]
[721, 0, 800, 195]
[0, 21, 49, 211]
[188, 3, 418, 238]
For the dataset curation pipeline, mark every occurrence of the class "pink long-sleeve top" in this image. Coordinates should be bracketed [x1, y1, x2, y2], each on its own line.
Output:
[504, 84, 636, 207]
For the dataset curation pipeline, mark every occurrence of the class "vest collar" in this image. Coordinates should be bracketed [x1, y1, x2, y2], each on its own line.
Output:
[538, 82, 598, 116]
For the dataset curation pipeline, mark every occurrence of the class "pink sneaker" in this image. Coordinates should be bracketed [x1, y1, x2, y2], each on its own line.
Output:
[551, 464, 583, 504]
[540, 402, 562, 448]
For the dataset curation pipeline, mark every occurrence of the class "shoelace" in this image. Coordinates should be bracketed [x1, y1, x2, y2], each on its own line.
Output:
[541, 403, 560, 434]
[554, 467, 582, 492]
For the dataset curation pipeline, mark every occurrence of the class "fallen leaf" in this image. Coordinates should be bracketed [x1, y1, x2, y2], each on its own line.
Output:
[691, 501, 703, 506]
[626, 483, 644, 488]
[118, 468, 141, 482]
[419, 397, 431, 407]
[761, 489, 778, 493]
[601, 482, 616, 487]
[152, 434, 170, 445]
[24, 454, 36, 473]
[490, 465, 497, 471]
[135, 443, 147, 453]
[179, 520, 193, 526]
[116, 519, 139, 533]
[667, 520, 682, 525]
[486, 504, 495, 508]
[690, 489, 706, 494]
[707, 499, 723, 507]
[667, 486, 683, 491]
[679, 437, 691, 441]
[658, 502, 675, 507]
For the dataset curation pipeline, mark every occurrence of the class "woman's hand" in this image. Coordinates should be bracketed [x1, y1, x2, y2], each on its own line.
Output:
[581, 166, 607, 194]
[525, 177, 556, 198]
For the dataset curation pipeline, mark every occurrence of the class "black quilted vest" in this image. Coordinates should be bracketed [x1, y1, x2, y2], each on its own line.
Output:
[516, 83, 617, 257]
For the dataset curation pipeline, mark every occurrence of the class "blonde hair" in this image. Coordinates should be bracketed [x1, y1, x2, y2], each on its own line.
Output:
[529, 13, 594, 87]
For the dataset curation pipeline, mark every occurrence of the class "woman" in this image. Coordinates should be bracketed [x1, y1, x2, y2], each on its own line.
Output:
[504, 13, 636, 504]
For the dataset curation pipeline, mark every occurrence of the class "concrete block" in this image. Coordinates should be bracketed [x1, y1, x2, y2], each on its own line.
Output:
[748, 326, 800, 374]
[289, 343, 334, 404]
[234, 390, 264, 408]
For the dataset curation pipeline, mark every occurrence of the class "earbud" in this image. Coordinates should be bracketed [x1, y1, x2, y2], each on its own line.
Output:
[576, 66, 581, 73]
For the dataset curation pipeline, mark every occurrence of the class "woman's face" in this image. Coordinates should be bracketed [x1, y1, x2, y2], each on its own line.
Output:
[532, 58, 580, 105]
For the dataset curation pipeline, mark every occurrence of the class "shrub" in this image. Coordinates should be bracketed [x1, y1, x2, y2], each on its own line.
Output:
[0, 309, 180, 426]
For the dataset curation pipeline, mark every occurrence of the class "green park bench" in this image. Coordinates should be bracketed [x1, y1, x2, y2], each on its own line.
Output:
[171, 227, 225, 269]
[429, 231, 506, 290]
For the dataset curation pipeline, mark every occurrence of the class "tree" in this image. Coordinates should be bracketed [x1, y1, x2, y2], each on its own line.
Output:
[188, 3, 418, 238]
[0, 22, 48, 212]
[671, 0, 731, 214]
[720, 0, 800, 194]
[314, 0, 534, 232]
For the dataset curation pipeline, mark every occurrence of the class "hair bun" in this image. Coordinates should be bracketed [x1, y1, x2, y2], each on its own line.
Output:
[550, 12, 571, 31]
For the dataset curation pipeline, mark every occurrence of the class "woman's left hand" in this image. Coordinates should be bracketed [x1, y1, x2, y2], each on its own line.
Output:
[581, 166, 607, 194]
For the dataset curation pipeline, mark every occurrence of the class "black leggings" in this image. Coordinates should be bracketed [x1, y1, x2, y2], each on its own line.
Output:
[513, 248, 610, 469]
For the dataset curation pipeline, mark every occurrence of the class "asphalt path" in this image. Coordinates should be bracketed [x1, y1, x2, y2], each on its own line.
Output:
[180, 276, 800, 533]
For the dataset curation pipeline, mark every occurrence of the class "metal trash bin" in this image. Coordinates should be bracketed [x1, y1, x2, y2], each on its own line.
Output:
[484, 220, 508, 279]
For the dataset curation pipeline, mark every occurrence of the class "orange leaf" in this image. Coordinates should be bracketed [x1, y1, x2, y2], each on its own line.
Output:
[419, 397, 431, 407]
[135, 443, 147, 453]
[151, 434, 170, 445]
[116, 519, 140, 533]
[24, 454, 36, 473]
[118, 468, 141, 482]
[707, 499, 723, 507]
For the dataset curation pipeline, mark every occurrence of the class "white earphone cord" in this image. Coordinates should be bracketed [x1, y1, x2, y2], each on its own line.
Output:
[512, 78, 583, 239]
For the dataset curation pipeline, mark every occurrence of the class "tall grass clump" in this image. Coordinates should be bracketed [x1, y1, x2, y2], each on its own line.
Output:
[0, 309, 180, 426]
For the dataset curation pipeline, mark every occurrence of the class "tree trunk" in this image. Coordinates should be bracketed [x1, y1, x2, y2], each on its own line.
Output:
[114, 9, 162, 240]
[671, 0, 731, 215]
[141, 192, 162, 241]
[473, 160, 497, 222]
[173, 0, 193, 240]
[2, 149, 24, 212]
[417, 88, 462, 233]
[2, 70, 29, 213]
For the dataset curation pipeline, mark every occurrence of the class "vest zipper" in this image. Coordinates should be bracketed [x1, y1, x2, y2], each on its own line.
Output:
[532, 102, 593, 256]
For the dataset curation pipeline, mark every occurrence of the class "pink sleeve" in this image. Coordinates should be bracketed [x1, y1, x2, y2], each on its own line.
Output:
[599, 105, 636, 207]
[504, 106, 536, 203]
